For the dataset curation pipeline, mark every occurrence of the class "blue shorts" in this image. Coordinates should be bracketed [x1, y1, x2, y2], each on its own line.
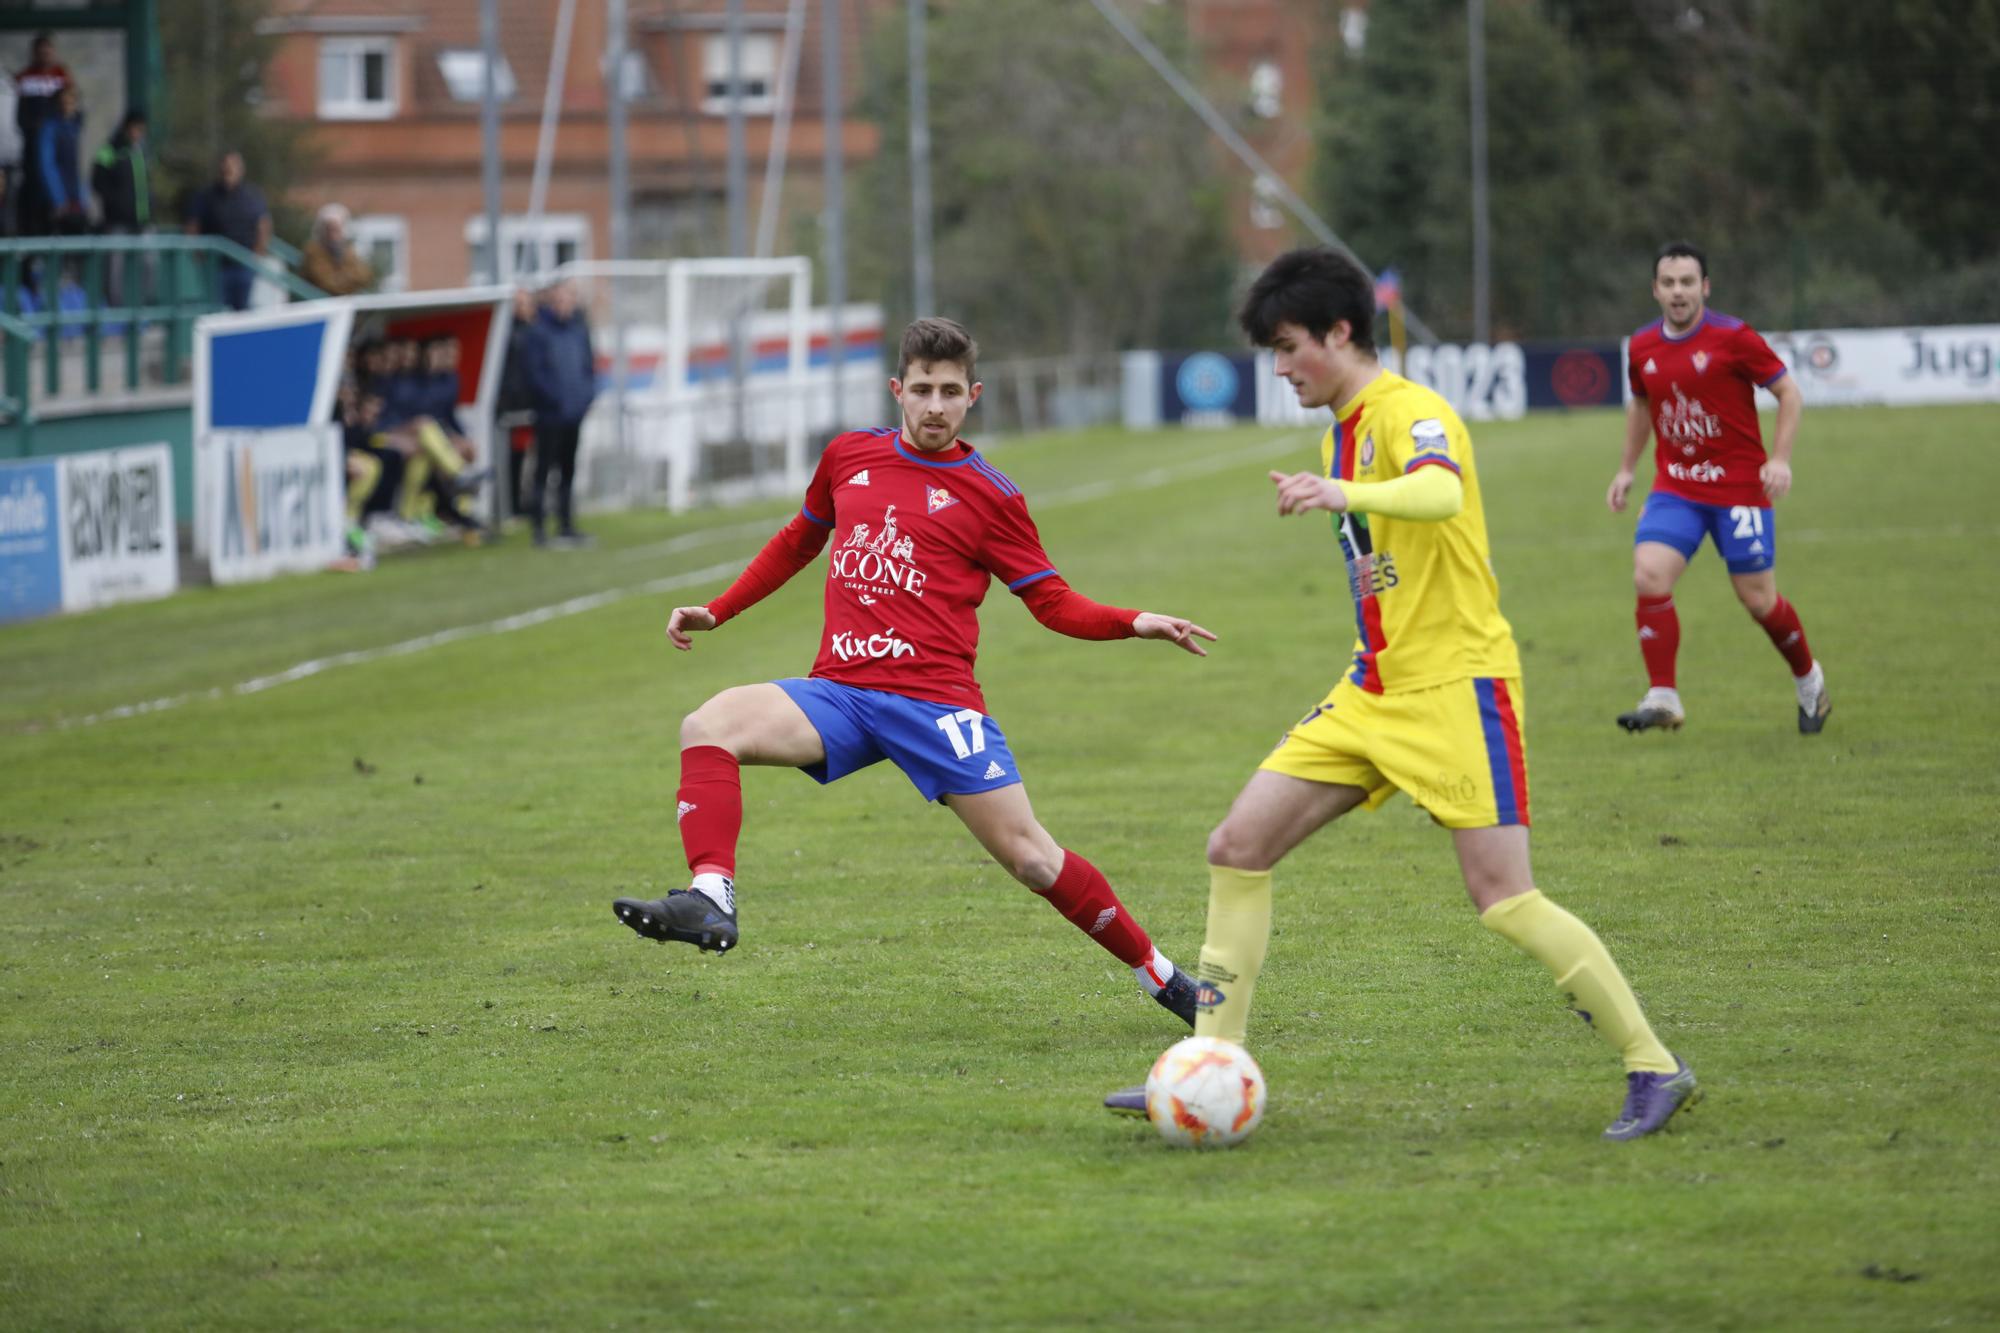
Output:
[1634, 491, 1776, 574]
[774, 678, 1024, 803]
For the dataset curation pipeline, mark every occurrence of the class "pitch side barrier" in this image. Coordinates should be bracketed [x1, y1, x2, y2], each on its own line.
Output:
[1122, 323, 2000, 431]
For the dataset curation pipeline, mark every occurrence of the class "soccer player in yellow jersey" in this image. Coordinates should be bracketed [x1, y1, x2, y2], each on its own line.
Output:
[1107, 248, 1699, 1140]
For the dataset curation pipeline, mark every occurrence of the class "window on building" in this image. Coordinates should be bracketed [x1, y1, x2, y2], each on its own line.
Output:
[1248, 61, 1283, 119]
[700, 33, 777, 114]
[1250, 175, 1285, 231]
[606, 48, 654, 102]
[319, 37, 397, 120]
[465, 214, 592, 283]
[437, 50, 517, 102]
[350, 215, 409, 293]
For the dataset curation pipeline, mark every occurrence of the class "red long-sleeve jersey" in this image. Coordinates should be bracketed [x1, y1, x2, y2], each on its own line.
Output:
[707, 429, 1137, 714]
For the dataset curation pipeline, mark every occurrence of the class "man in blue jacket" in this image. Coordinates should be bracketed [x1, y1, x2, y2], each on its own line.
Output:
[525, 279, 598, 548]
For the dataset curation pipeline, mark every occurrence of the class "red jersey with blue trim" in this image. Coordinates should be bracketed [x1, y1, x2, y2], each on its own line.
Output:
[796, 428, 1059, 714]
[1628, 310, 1789, 509]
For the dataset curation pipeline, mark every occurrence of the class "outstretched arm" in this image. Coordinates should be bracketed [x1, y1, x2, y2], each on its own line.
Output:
[1268, 464, 1464, 522]
[1016, 575, 1215, 657]
[665, 510, 831, 650]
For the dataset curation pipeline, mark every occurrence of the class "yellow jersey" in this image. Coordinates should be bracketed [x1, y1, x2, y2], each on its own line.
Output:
[1318, 371, 1520, 693]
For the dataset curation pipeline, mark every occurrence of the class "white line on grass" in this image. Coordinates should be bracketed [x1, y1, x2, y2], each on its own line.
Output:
[45, 432, 1315, 731]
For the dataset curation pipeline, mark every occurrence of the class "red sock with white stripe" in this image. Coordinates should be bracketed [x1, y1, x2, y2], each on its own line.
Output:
[677, 745, 742, 910]
[1039, 849, 1175, 992]
[1635, 594, 1679, 688]
[1756, 596, 1816, 677]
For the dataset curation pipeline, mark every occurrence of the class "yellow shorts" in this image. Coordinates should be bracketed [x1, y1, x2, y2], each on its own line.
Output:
[1259, 676, 1530, 828]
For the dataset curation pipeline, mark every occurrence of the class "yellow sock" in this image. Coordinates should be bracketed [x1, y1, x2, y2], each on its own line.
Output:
[1194, 865, 1272, 1046]
[1479, 889, 1675, 1073]
[414, 421, 465, 478]
[345, 453, 380, 525]
[399, 454, 433, 521]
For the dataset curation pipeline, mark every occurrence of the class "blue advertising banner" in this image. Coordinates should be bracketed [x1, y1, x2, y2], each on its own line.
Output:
[1523, 341, 1624, 410]
[0, 459, 66, 623]
[1161, 351, 1258, 426]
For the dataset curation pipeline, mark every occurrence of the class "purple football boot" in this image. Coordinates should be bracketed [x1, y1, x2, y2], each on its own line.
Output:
[1603, 1057, 1700, 1141]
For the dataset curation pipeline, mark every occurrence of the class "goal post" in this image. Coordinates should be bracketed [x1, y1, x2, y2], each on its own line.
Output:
[556, 257, 821, 514]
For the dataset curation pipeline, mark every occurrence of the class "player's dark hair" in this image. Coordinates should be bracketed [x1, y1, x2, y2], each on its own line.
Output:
[899, 316, 978, 381]
[1654, 240, 1708, 279]
[1237, 247, 1376, 355]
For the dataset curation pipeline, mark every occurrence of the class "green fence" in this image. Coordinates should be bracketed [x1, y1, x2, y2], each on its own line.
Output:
[0, 234, 327, 454]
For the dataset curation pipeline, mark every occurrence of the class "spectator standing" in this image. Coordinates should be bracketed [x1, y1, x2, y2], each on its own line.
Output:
[184, 150, 270, 311]
[300, 203, 375, 296]
[12, 33, 70, 230]
[495, 286, 540, 522]
[0, 69, 21, 235]
[92, 110, 158, 307]
[30, 83, 84, 236]
[524, 280, 597, 548]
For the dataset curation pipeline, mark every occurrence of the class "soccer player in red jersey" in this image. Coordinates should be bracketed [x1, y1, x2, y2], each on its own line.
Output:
[1607, 241, 1830, 734]
[613, 318, 1216, 1027]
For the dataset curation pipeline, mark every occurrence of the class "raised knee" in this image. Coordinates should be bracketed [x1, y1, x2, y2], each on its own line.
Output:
[1206, 821, 1266, 872]
[1004, 844, 1062, 892]
[680, 701, 731, 751]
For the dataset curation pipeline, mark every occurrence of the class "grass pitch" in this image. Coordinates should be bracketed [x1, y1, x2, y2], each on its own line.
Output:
[3, 405, 1997, 1328]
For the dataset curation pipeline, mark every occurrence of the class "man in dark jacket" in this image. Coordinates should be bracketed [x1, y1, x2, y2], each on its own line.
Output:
[184, 150, 270, 311]
[92, 110, 156, 307]
[494, 286, 539, 521]
[525, 280, 598, 547]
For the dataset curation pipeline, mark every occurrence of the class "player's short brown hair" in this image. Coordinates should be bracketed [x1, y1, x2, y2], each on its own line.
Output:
[898, 317, 978, 381]
[1238, 247, 1377, 355]
[1654, 240, 1708, 279]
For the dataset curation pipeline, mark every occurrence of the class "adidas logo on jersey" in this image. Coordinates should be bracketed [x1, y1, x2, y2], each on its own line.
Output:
[982, 760, 1006, 780]
[848, 469, 871, 486]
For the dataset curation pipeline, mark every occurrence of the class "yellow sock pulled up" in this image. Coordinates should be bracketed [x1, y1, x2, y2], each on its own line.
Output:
[1194, 865, 1272, 1046]
[1479, 889, 1675, 1073]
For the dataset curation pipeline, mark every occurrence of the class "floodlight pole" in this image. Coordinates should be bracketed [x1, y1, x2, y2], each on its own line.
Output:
[479, 0, 503, 286]
[726, 0, 749, 258]
[1468, 0, 1492, 344]
[609, 0, 631, 459]
[907, 0, 935, 316]
[823, 0, 848, 427]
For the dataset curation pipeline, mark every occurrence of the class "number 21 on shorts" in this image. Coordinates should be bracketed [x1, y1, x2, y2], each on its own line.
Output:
[935, 708, 987, 759]
[1730, 505, 1766, 539]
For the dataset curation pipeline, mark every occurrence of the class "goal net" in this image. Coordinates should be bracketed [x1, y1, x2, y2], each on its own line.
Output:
[556, 258, 879, 515]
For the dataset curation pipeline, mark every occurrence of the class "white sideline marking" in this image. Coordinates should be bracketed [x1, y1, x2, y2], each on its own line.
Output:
[44, 432, 1314, 731]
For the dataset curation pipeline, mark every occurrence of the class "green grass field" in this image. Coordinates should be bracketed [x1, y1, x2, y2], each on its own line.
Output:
[4, 405, 1997, 1329]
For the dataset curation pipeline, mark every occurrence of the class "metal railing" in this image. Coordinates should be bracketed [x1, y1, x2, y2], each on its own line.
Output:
[0, 235, 327, 447]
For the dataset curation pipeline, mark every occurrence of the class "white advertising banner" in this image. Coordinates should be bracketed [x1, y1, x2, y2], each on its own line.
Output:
[199, 426, 345, 586]
[1759, 324, 2000, 408]
[59, 443, 178, 613]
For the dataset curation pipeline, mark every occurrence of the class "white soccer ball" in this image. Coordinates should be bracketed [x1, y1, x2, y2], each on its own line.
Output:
[1145, 1035, 1267, 1147]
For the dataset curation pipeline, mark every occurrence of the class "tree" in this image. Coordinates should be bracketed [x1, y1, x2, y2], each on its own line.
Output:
[852, 0, 1237, 357]
[158, 0, 318, 242]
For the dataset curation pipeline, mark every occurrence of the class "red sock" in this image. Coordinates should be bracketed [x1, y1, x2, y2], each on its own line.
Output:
[1636, 594, 1680, 688]
[1038, 850, 1154, 967]
[1757, 596, 1815, 676]
[676, 745, 743, 878]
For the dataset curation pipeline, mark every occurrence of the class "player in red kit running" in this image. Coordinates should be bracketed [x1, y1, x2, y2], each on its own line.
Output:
[613, 318, 1216, 1027]
[1607, 241, 1829, 734]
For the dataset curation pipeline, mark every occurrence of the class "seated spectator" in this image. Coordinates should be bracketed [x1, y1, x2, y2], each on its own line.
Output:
[301, 203, 375, 297]
[365, 333, 489, 543]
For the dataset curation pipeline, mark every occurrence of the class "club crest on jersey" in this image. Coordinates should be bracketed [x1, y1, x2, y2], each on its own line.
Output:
[847, 469, 871, 486]
[1692, 351, 1710, 374]
[1358, 434, 1376, 469]
[926, 485, 958, 514]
